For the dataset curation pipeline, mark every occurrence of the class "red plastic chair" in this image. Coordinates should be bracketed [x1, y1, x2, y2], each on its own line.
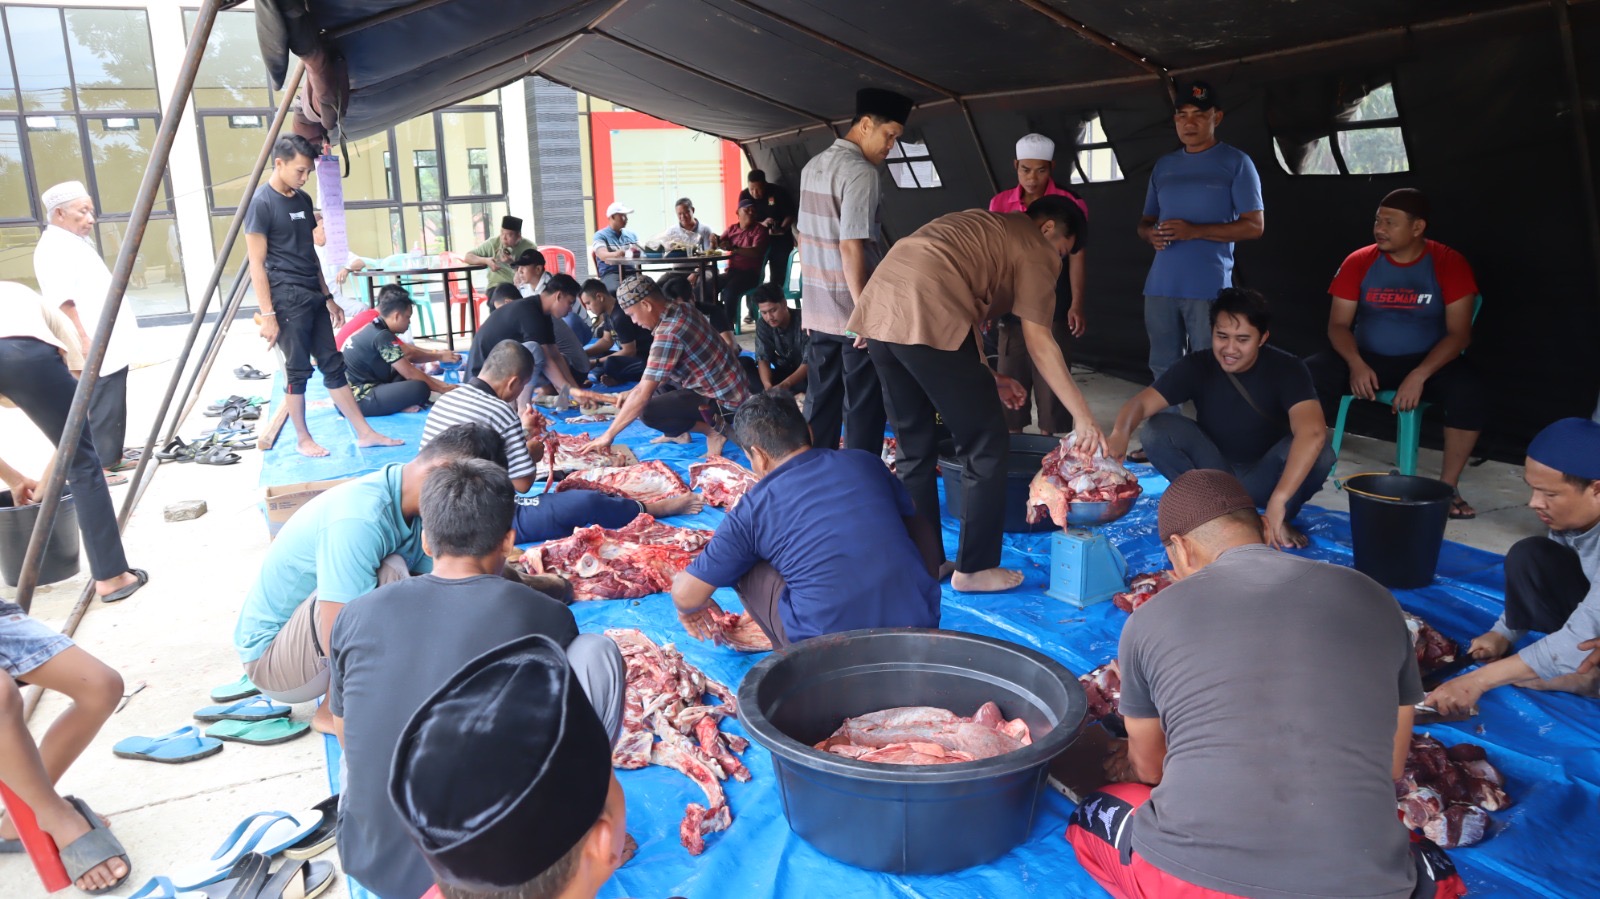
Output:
[540, 245, 578, 276]
[439, 252, 488, 332]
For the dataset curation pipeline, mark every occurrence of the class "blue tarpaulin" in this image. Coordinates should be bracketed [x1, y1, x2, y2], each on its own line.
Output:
[307, 390, 1597, 899]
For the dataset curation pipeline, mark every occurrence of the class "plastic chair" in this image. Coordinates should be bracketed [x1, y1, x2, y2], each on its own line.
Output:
[437, 251, 487, 335]
[1329, 294, 1483, 479]
[733, 246, 775, 335]
[781, 247, 801, 307]
[540, 245, 578, 276]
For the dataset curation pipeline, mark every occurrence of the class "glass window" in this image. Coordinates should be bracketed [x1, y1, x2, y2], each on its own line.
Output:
[187, 9, 270, 109]
[210, 212, 248, 283]
[340, 131, 393, 202]
[0, 27, 16, 112]
[1348, 84, 1399, 122]
[441, 111, 501, 197]
[446, 200, 504, 254]
[886, 139, 941, 189]
[393, 118, 438, 203]
[343, 206, 402, 263]
[201, 114, 270, 208]
[64, 9, 158, 111]
[88, 117, 168, 215]
[1338, 127, 1409, 175]
[98, 219, 186, 317]
[8, 7, 74, 112]
[1272, 81, 1409, 176]
[0, 225, 42, 288]
[0, 119, 28, 219]
[26, 115, 86, 201]
[1070, 115, 1124, 184]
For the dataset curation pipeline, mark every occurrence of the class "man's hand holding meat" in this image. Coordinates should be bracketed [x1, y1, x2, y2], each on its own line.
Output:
[675, 594, 728, 645]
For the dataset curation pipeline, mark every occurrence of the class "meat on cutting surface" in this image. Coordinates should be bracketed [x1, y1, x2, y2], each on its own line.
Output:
[699, 609, 773, 653]
[523, 514, 711, 601]
[1397, 734, 1510, 847]
[1112, 571, 1176, 613]
[539, 432, 638, 475]
[555, 460, 690, 503]
[689, 457, 758, 509]
[1026, 435, 1142, 526]
[815, 702, 1037, 766]
[1079, 662, 1122, 723]
[1402, 611, 1459, 673]
[605, 628, 747, 855]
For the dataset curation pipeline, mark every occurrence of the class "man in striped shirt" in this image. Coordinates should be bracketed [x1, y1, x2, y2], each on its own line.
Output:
[421, 339, 540, 492]
[577, 275, 751, 458]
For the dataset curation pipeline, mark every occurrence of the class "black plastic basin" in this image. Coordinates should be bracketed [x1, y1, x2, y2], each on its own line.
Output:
[737, 628, 1086, 873]
[0, 490, 79, 588]
[940, 433, 1060, 533]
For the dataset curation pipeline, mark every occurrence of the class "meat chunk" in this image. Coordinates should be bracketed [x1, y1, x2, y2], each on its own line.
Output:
[539, 432, 638, 475]
[1422, 805, 1489, 849]
[1397, 734, 1510, 847]
[555, 460, 690, 503]
[1078, 662, 1122, 723]
[523, 514, 712, 601]
[1403, 611, 1459, 673]
[689, 457, 758, 509]
[1026, 435, 1142, 527]
[815, 702, 1039, 766]
[1112, 571, 1175, 613]
[699, 609, 773, 653]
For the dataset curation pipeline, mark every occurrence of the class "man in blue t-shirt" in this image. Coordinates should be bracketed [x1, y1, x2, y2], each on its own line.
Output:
[672, 390, 941, 648]
[591, 202, 640, 292]
[1137, 81, 1265, 389]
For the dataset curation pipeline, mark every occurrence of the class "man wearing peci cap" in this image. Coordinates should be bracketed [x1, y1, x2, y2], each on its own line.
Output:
[1068, 469, 1465, 899]
[591, 202, 640, 292]
[796, 87, 912, 457]
[1137, 81, 1265, 398]
[718, 197, 771, 326]
[989, 134, 1090, 436]
[391, 634, 628, 899]
[33, 180, 140, 478]
[1426, 418, 1600, 715]
[1306, 188, 1485, 519]
[741, 169, 797, 286]
[463, 215, 537, 291]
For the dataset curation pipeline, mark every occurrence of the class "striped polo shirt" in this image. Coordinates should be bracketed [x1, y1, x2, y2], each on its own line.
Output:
[797, 138, 884, 336]
[419, 379, 536, 480]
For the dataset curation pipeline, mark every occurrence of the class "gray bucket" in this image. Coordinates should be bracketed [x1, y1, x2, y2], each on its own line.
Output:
[0, 491, 81, 588]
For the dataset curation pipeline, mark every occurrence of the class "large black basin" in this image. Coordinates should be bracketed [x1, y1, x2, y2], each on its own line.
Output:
[737, 628, 1086, 873]
[940, 433, 1060, 533]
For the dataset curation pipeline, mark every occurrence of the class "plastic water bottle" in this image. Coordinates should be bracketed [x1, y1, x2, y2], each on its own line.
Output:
[409, 241, 424, 269]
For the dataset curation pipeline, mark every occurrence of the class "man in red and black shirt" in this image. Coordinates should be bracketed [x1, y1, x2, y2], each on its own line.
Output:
[1307, 189, 1484, 518]
[718, 198, 771, 326]
[578, 275, 752, 458]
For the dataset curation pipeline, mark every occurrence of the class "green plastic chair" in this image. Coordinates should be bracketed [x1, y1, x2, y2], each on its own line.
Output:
[1329, 294, 1482, 479]
[780, 247, 801, 308]
[733, 245, 775, 335]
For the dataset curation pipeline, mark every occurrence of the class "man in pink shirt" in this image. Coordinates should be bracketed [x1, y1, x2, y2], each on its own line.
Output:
[988, 134, 1089, 435]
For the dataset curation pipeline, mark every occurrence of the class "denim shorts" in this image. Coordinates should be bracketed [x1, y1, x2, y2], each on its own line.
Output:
[0, 601, 74, 678]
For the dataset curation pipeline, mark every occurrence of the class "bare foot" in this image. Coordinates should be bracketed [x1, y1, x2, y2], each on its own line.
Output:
[651, 433, 691, 445]
[310, 703, 336, 735]
[401, 405, 422, 413]
[705, 430, 727, 458]
[1283, 523, 1310, 549]
[951, 567, 1025, 593]
[937, 561, 958, 580]
[653, 493, 705, 517]
[297, 436, 330, 458]
[356, 430, 404, 448]
[38, 800, 127, 892]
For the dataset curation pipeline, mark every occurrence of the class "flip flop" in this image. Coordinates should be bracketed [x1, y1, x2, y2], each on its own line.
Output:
[58, 796, 131, 895]
[1449, 491, 1477, 520]
[104, 473, 129, 487]
[206, 718, 309, 746]
[257, 858, 335, 899]
[196, 852, 271, 899]
[156, 438, 192, 462]
[193, 696, 293, 723]
[281, 796, 338, 860]
[129, 876, 209, 899]
[100, 568, 149, 603]
[171, 810, 323, 890]
[196, 444, 242, 466]
[235, 365, 271, 381]
[210, 675, 261, 703]
[205, 396, 250, 416]
[114, 725, 224, 763]
[0, 837, 21, 853]
[123, 448, 144, 461]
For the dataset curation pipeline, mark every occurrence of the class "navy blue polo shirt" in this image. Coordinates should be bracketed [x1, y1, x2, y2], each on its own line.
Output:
[686, 448, 941, 642]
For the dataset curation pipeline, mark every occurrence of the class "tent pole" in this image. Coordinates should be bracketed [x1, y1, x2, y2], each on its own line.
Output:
[960, 102, 999, 195]
[1551, 0, 1600, 301]
[12, 0, 225, 612]
[117, 61, 304, 530]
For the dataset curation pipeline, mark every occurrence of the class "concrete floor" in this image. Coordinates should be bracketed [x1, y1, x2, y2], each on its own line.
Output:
[0, 319, 1544, 898]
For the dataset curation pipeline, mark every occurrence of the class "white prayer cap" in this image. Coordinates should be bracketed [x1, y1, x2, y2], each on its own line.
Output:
[1014, 133, 1055, 162]
[41, 181, 91, 215]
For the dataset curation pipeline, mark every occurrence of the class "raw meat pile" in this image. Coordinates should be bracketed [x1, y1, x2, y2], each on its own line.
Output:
[689, 457, 758, 509]
[700, 609, 773, 653]
[1079, 662, 1122, 724]
[815, 703, 1035, 766]
[1026, 435, 1143, 526]
[607, 629, 748, 855]
[1396, 734, 1511, 848]
[1403, 611, 1459, 673]
[1113, 571, 1176, 613]
[538, 432, 638, 475]
[522, 514, 711, 601]
[838, 436, 899, 471]
[554, 460, 689, 503]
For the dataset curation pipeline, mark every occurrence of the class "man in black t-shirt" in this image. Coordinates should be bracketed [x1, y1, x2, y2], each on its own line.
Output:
[341, 285, 456, 417]
[741, 169, 796, 286]
[579, 279, 652, 385]
[246, 135, 401, 457]
[329, 458, 624, 899]
[1108, 288, 1332, 548]
[469, 275, 586, 397]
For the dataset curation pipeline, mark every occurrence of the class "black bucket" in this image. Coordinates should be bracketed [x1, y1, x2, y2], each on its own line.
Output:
[738, 628, 1086, 873]
[1345, 474, 1453, 589]
[0, 491, 80, 588]
[940, 433, 1059, 533]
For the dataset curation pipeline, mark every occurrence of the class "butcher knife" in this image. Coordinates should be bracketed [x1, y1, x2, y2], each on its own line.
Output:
[1412, 702, 1478, 724]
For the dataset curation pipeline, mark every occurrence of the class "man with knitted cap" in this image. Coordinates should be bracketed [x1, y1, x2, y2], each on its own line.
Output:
[989, 134, 1090, 436]
[1068, 470, 1464, 899]
[1307, 187, 1485, 519]
[1427, 417, 1600, 714]
[390, 633, 627, 899]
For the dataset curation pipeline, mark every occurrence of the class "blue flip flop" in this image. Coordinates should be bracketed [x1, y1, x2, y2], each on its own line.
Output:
[193, 696, 293, 723]
[209, 675, 261, 704]
[171, 810, 324, 890]
[113, 725, 224, 764]
[128, 876, 208, 899]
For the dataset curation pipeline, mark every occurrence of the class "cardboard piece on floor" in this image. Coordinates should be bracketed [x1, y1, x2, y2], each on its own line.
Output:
[263, 477, 352, 538]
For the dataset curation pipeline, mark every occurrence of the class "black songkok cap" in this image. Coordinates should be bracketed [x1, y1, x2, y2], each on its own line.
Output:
[388, 634, 612, 891]
[500, 215, 523, 233]
[1379, 188, 1431, 223]
[856, 88, 913, 126]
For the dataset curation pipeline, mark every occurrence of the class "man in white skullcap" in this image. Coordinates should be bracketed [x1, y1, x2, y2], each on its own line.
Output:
[33, 181, 139, 480]
[988, 134, 1090, 437]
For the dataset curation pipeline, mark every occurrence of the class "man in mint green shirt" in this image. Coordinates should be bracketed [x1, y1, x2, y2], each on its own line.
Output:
[234, 424, 507, 732]
[463, 215, 538, 291]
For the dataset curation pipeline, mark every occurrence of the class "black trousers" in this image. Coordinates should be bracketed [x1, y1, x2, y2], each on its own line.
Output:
[274, 282, 347, 395]
[595, 354, 647, 384]
[766, 236, 796, 287]
[996, 318, 1073, 434]
[1306, 350, 1485, 431]
[720, 268, 762, 324]
[1503, 536, 1591, 633]
[804, 331, 885, 456]
[0, 338, 130, 581]
[869, 333, 1008, 573]
[89, 365, 129, 467]
[354, 379, 430, 417]
[642, 389, 713, 437]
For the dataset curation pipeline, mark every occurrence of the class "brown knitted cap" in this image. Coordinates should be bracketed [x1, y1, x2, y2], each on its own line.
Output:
[1158, 469, 1257, 543]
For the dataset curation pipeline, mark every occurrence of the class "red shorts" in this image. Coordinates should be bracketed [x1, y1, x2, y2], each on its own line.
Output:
[1065, 783, 1468, 899]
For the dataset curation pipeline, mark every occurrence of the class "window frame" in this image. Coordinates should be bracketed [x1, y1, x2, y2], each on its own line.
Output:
[1270, 80, 1413, 178]
[885, 136, 943, 190]
[1069, 112, 1125, 185]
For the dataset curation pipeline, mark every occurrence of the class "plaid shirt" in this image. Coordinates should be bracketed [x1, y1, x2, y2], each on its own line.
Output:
[643, 302, 751, 407]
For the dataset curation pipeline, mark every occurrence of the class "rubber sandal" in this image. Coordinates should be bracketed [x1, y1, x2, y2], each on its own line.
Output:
[258, 858, 335, 899]
[104, 473, 129, 487]
[235, 365, 271, 380]
[194, 851, 270, 899]
[1127, 448, 1149, 464]
[58, 796, 131, 895]
[171, 811, 323, 890]
[280, 796, 338, 860]
[196, 444, 242, 466]
[205, 396, 249, 416]
[206, 718, 309, 746]
[100, 568, 149, 603]
[1449, 491, 1477, 520]
[123, 448, 144, 461]
[129, 876, 209, 899]
[0, 837, 22, 853]
[193, 696, 292, 723]
[114, 725, 224, 763]
[210, 675, 261, 703]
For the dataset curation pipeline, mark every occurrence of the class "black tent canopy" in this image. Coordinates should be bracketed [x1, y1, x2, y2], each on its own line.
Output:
[257, 0, 1600, 457]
